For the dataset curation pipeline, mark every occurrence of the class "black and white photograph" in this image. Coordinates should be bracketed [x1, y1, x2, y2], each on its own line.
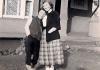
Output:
[0, 0, 100, 70]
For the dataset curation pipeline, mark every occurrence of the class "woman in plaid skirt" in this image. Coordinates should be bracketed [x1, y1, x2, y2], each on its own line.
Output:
[39, 2, 64, 70]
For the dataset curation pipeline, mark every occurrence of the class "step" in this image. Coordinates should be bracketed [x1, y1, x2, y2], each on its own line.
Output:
[64, 32, 100, 45]
[65, 40, 96, 46]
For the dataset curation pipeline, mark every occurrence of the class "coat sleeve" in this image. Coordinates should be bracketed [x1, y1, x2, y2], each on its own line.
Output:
[56, 15, 61, 30]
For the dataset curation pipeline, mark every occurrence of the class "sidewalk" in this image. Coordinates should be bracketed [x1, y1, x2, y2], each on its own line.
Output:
[1, 44, 100, 70]
[0, 32, 100, 70]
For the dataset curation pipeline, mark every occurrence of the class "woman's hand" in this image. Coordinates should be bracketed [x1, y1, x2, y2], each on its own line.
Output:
[48, 27, 56, 33]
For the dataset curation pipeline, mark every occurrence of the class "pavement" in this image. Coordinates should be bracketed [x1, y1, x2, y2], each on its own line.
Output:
[0, 55, 26, 70]
[1, 32, 100, 70]
[1, 45, 100, 70]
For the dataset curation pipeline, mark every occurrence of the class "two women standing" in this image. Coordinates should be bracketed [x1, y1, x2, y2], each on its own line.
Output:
[24, 1, 64, 70]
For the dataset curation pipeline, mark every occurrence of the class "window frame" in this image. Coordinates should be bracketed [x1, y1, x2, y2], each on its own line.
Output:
[4, 0, 20, 16]
[2, 0, 34, 19]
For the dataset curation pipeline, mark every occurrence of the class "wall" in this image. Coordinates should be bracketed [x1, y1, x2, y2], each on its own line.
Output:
[0, 18, 27, 38]
[60, 0, 68, 40]
[89, 7, 100, 38]
[71, 16, 91, 33]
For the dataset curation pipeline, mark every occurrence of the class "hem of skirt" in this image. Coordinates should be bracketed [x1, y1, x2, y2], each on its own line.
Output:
[38, 62, 64, 66]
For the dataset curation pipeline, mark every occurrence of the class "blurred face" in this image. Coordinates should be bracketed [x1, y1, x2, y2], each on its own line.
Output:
[43, 2, 51, 12]
[38, 10, 46, 19]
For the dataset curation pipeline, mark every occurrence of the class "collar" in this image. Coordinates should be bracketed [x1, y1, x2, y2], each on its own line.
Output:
[48, 9, 52, 13]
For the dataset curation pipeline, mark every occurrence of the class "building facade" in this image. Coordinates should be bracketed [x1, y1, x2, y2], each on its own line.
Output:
[0, 0, 68, 39]
[0, 0, 39, 38]
[0, 0, 99, 40]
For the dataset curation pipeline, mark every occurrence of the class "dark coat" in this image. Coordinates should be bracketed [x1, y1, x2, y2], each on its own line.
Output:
[42, 11, 61, 42]
[29, 16, 42, 40]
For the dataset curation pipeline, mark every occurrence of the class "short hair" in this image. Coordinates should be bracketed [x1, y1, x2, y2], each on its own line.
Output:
[43, 1, 53, 9]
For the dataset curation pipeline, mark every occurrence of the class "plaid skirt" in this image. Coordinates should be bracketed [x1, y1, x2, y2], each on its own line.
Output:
[39, 29, 64, 65]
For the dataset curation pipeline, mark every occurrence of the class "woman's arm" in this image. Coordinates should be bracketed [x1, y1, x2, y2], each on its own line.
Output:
[24, 17, 32, 36]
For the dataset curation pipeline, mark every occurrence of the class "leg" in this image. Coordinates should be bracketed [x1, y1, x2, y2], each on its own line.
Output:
[45, 65, 50, 70]
[24, 36, 33, 66]
[31, 39, 40, 66]
[49, 65, 54, 70]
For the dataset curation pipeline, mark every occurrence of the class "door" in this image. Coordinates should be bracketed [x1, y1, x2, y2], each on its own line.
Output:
[67, 0, 99, 33]
[55, 0, 61, 14]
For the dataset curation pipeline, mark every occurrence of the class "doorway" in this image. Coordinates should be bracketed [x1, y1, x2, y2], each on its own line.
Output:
[67, 0, 93, 33]
[55, 0, 61, 14]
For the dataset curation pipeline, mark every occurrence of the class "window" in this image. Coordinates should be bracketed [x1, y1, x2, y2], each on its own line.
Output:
[1, 0, 34, 18]
[4, 0, 21, 16]
[70, 0, 89, 10]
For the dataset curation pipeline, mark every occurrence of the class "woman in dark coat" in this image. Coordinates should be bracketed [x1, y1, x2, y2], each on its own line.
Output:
[39, 2, 64, 70]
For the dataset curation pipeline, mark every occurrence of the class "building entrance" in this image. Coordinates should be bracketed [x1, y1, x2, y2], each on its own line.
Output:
[67, 0, 93, 34]
[55, 0, 61, 14]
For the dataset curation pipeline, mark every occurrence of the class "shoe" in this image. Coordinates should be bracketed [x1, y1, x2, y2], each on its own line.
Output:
[31, 63, 39, 68]
[31, 65, 36, 70]
[26, 64, 33, 70]
[31, 68, 36, 70]
[65, 45, 70, 50]
[45, 66, 50, 70]
[49, 66, 54, 70]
